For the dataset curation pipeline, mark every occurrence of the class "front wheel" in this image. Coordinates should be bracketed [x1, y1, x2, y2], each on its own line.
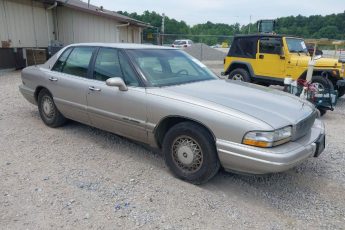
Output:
[311, 76, 334, 91]
[162, 122, 220, 184]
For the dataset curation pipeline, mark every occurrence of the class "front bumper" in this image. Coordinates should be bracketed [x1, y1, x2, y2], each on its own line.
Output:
[216, 119, 325, 174]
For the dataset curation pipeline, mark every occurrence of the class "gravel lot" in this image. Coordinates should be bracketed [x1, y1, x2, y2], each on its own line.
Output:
[1, 71, 345, 229]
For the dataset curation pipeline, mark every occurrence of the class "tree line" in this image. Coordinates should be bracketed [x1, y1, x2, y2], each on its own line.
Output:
[118, 10, 345, 45]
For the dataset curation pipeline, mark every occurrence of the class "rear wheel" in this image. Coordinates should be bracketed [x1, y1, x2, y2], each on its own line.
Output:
[228, 68, 250, 82]
[38, 89, 67, 127]
[162, 122, 220, 184]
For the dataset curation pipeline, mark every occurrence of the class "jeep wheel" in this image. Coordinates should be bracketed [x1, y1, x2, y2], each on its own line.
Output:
[311, 76, 334, 91]
[228, 68, 250, 82]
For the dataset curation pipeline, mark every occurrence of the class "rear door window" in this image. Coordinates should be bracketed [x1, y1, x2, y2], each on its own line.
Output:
[52, 48, 73, 72]
[59, 47, 95, 78]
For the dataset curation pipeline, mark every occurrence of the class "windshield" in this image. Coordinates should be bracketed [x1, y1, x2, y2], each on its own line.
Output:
[126, 49, 217, 87]
[286, 38, 308, 54]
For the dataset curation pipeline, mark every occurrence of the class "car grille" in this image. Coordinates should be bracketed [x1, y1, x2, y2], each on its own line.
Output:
[293, 111, 317, 141]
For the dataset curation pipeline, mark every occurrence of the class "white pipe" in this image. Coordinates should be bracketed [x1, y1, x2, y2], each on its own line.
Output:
[47, 1, 57, 10]
[115, 22, 130, 27]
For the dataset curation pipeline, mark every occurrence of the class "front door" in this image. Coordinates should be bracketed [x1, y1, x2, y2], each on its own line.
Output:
[255, 37, 286, 78]
[86, 47, 147, 142]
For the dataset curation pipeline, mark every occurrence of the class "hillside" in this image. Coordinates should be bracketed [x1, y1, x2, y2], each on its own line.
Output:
[118, 10, 345, 45]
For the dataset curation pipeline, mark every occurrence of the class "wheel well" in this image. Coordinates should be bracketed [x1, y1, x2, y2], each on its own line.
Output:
[298, 70, 338, 86]
[34, 86, 46, 102]
[226, 63, 250, 76]
[154, 116, 215, 148]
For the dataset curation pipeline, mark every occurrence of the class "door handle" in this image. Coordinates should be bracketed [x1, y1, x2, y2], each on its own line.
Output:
[49, 77, 58, 82]
[88, 86, 101, 91]
[259, 54, 264, 59]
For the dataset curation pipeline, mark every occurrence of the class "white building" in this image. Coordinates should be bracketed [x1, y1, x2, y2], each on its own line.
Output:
[0, 0, 151, 69]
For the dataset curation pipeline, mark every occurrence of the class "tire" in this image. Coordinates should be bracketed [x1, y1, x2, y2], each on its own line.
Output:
[337, 86, 345, 98]
[37, 88, 67, 127]
[318, 108, 327, 116]
[162, 122, 220, 184]
[228, 68, 251, 82]
[311, 76, 334, 91]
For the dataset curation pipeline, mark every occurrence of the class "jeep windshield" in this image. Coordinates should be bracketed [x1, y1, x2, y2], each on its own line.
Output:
[126, 49, 217, 87]
[286, 38, 309, 54]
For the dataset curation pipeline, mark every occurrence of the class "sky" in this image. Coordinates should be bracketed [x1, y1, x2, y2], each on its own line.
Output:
[86, 0, 344, 25]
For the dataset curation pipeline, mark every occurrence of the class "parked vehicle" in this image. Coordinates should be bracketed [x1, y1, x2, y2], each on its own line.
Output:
[223, 34, 345, 97]
[20, 43, 325, 184]
[172, 39, 193, 48]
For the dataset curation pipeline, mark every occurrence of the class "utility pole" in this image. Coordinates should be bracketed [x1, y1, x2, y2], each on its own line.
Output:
[248, 15, 252, 34]
[161, 13, 165, 45]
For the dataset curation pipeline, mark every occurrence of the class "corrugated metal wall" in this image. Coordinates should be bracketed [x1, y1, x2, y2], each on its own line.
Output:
[0, 0, 142, 49]
[56, 7, 141, 45]
[0, 0, 54, 48]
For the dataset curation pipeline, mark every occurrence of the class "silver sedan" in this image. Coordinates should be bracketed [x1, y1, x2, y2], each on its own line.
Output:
[19, 43, 325, 184]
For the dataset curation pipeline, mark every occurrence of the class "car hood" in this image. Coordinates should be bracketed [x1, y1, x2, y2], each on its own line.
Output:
[290, 55, 340, 68]
[154, 79, 315, 129]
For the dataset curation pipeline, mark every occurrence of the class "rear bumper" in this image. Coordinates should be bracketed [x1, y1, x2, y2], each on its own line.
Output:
[19, 84, 37, 105]
[216, 119, 325, 174]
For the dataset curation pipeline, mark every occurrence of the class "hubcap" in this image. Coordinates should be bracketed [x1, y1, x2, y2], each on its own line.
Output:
[313, 82, 325, 91]
[232, 73, 244, 81]
[42, 96, 54, 118]
[172, 136, 203, 173]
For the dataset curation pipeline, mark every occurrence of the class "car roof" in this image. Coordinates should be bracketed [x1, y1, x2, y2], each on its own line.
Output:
[65, 43, 176, 50]
[234, 34, 283, 39]
[233, 34, 303, 39]
[174, 39, 191, 41]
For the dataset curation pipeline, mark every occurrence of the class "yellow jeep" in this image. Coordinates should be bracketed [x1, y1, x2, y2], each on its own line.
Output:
[223, 34, 345, 97]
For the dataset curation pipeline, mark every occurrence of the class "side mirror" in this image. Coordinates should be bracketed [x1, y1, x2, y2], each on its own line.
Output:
[313, 55, 322, 60]
[106, 77, 128, 91]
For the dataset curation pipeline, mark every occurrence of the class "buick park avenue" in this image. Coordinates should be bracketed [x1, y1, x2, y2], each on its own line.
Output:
[19, 43, 325, 184]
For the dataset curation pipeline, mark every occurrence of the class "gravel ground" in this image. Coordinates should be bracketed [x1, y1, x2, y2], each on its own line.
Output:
[184, 43, 226, 61]
[1, 71, 345, 229]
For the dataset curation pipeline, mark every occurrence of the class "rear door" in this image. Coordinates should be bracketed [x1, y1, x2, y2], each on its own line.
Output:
[47, 46, 96, 124]
[255, 37, 286, 78]
[86, 48, 147, 141]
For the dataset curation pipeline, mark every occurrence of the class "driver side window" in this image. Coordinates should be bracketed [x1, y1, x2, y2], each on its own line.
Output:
[259, 38, 282, 54]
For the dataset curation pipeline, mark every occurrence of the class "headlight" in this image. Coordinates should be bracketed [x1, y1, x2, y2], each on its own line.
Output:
[242, 126, 292, 148]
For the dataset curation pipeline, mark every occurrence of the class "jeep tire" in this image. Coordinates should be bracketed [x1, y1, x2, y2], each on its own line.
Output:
[228, 68, 251, 82]
[311, 76, 334, 91]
